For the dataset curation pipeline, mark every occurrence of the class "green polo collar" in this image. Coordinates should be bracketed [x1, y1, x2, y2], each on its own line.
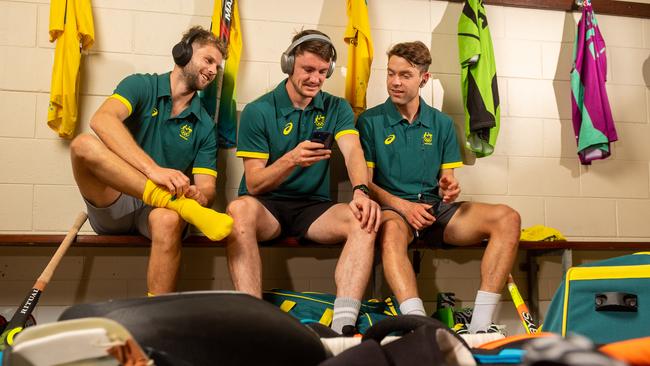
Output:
[384, 97, 433, 128]
[157, 72, 202, 120]
[273, 79, 325, 117]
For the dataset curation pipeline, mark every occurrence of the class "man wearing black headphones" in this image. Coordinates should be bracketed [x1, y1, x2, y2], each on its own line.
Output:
[69, 26, 233, 296]
[227, 29, 381, 335]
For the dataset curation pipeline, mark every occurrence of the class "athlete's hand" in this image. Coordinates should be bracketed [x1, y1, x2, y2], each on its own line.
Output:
[147, 166, 190, 197]
[287, 140, 331, 167]
[396, 199, 435, 231]
[439, 175, 460, 203]
[349, 190, 381, 233]
[184, 185, 208, 207]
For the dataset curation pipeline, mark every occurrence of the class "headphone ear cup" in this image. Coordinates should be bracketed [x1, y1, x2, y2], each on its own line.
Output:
[280, 53, 294, 75]
[172, 41, 192, 67]
[326, 60, 335, 78]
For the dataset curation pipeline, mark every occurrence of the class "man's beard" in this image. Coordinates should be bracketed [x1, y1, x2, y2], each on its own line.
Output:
[181, 64, 203, 92]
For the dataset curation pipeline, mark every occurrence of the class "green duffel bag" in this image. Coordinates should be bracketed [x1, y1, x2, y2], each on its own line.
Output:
[544, 252, 650, 344]
[263, 289, 401, 334]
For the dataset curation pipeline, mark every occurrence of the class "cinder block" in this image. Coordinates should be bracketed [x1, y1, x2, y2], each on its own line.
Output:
[618, 199, 650, 237]
[0, 91, 36, 138]
[607, 84, 647, 123]
[134, 13, 208, 55]
[0, 138, 74, 185]
[429, 33, 460, 74]
[236, 61, 270, 104]
[0, 1, 37, 47]
[494, 39, 542, 79]
[0, 47, 53, 92]
[610, 47, 649, 86]
[597, 14, 643, 48]
[455, 156, 508, 195]
[508, 78, 571, 119]
[580, 159, 649, 199]
[541, 42, 573, 81]
[476, 195, 545, 229]
[0, 252, 83, 280]
[179, 248, 230, 280]
[0, 184, 33, 231]
[372, 0, 430, 33]
[92, 8, 133, 53]
[612, 123, 650, 161]
[430, 2, 463, 35]
[504, 7, 570, 42]
[241, 20, 302, 63]
[509, 157, 580, 196]
[543, 119, 579, 158]
[91, 0, 182, 13]
[434, 73, 463, 114]
[495, 117, 544, 157]
[33, 185, 91, 232]
[546, 197, 617, 237]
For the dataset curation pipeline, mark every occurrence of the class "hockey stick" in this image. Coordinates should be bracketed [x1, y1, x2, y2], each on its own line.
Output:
[507, 274, 538, 334]
[213, 0, 234, 125]
[0, 212, 88, 350]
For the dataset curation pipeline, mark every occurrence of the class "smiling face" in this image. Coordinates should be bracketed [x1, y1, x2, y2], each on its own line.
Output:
[181, 43, 222, 91]
[286, 51, 330, 102]
[386, 55, 428, 108]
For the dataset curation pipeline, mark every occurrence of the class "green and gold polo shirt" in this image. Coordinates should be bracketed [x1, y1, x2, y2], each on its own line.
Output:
[358, 98, 463, 203]
[109, 72, 217, 178]
[236, 80, 357, 201]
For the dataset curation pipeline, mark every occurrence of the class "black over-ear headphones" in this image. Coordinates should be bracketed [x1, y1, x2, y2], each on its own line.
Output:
[280, 34, 337, 78]
[172, 29, 202, 67]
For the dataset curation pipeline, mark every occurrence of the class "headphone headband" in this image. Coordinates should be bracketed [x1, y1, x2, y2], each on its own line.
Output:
[280, 33, 337, 78]
[172, 29, 203, 67]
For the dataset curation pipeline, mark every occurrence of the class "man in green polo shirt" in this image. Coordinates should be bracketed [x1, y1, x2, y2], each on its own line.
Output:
[69, 26, 233, 296]
[227, 29, 381, 335]
[358, 41, 520, 333]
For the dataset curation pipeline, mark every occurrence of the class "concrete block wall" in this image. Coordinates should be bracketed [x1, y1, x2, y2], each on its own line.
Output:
[1, 0, 648, 334]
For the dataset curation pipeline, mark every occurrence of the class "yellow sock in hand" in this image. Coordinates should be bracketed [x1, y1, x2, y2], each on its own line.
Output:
[142, 180, 233, 241]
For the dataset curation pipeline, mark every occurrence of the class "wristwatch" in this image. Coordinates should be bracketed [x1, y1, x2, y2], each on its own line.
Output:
[352, 184, 370, 196]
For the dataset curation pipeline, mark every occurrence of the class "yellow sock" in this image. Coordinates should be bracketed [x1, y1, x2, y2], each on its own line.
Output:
[147, 292, 156, 297]
[142, 180, 233, 241]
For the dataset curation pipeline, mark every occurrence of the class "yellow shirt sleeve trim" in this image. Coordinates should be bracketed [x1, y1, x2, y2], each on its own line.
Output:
[441, 161, 463, 169]
[335, 129, 359, 140]
[236, 151, 270, 159]
[109, 93, 133, 115]
[366, 161, 375, 168]
[192, 167, 217, 178]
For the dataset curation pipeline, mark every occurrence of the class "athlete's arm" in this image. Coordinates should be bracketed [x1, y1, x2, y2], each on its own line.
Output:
[367, 168, 435, 230]
[438, 169, 460, 203]
[90, 98, 190, 196]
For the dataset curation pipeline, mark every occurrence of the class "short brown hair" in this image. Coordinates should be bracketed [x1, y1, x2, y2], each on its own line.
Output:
[291, 29, 336, 62]
[387, 41, 431, 73]
[181, 25, 228, 59]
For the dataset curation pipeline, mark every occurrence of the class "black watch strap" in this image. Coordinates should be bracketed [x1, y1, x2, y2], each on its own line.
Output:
[352, 184, 370, 195]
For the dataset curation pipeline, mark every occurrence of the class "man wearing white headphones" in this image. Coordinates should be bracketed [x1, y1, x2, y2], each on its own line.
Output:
[227, 29, 381, 335]
[69, 26, 233, 296]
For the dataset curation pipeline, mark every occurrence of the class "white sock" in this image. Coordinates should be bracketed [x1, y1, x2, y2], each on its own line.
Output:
[399, 297, 426, 316]
[469, 290, 501, 333]
[331, 297, 361, 334]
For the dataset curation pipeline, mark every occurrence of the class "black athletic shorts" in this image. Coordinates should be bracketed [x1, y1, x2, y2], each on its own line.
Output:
[256, 196, 336, 240]
[382, 201, 464, 247]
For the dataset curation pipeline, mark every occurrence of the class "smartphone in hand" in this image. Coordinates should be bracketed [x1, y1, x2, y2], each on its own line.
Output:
[310, 130, 333, 149]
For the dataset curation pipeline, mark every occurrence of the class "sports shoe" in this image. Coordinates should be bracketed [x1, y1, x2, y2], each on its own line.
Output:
[341, 325, 361, 337]
[452, 323, 503, 335]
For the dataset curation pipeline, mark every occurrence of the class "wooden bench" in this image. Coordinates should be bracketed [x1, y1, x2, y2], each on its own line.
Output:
[1, 234, 649, 321]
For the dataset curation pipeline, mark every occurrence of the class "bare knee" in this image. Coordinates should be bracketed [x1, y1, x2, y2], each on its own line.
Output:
[495, 204, 521, 230]
[379, 217, 410, 255]
[70, 134, 103, 162]
[149, 209, 184, 250]
[226, 197, 262, 244]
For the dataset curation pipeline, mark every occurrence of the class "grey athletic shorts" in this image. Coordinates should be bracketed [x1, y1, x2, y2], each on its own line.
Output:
[84, 194, 154, 239]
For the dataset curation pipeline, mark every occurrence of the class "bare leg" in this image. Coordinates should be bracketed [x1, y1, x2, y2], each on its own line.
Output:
[70, 133, 146, 206]
[225, 196, 281, 298]
[379, 211, 417, 303]
[147, 208, 186, 294]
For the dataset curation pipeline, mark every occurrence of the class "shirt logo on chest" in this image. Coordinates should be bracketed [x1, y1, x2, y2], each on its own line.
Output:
[384, 134, 395, 145]
[422, 132, 433, 145]
[180, 124, 193, 140]
[283, 122, 293, 135]
[314, 114, 325, 129]
[151, 108, 158, 117]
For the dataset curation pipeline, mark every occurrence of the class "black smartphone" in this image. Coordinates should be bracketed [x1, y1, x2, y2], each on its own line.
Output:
[310, 130, 333, 149]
